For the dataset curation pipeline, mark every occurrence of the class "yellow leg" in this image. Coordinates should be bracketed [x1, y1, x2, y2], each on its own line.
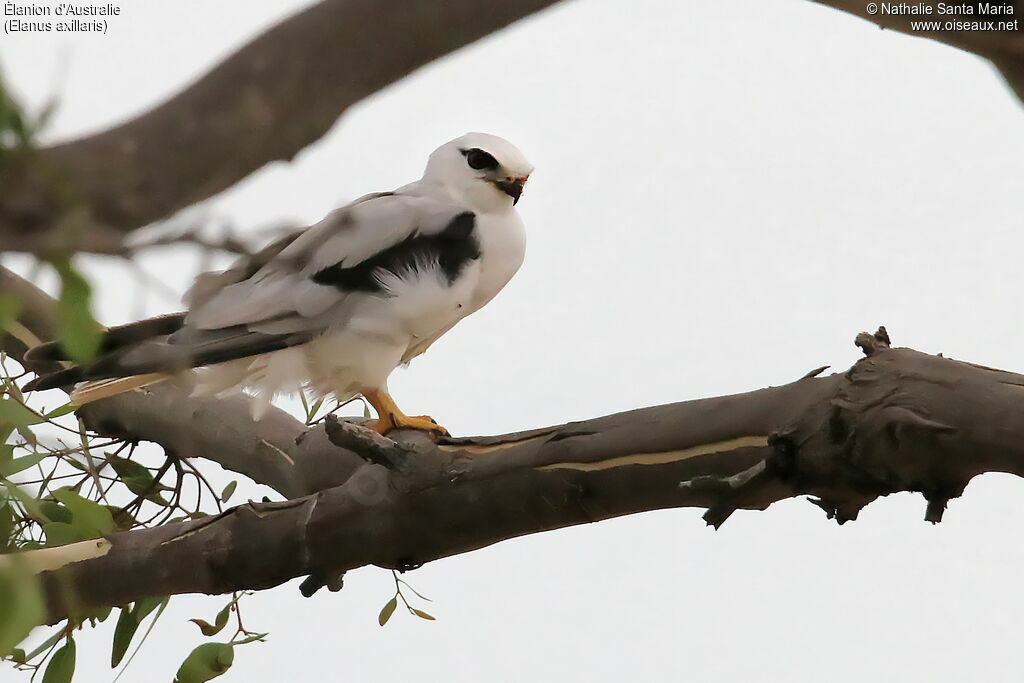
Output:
[362, 388, 449, 436]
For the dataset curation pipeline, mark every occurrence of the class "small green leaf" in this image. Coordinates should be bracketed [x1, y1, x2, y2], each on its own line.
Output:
[39, 501, 72, 525]
[0, 453, 45, 477]
[110, 607, 137, 667]
[41, 638, 75, 683]
[116, 593, 169, 675]
[132, 596, 164, 623]
[174, 642, 234, 683]
[108, 457, 165, 501]
[0, 504, 13, 552]
[9, 647, 25, 664]
[214, 603, 231, 631]
[52, 259, 103, 364]
[43, 522, 81, 548]
[188, 619, 217, 637]
[231, 632, 266, 646]
[220, 481, 237, 504]
[3, 482, 42, 522]
[378, 596, 397, 627]
[107, 506, 136, 531]
[63, 459, 89, 473]
[44, 403, 78, 419]
[308, 397, 325, 421]
[412, 609, 436, 621]
[190, 601, 232, 636]
[52, 488, 113, 538]
[0, 399, 43, 429]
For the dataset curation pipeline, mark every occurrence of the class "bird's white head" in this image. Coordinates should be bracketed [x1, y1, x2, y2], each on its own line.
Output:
[423, 133, 534, 214]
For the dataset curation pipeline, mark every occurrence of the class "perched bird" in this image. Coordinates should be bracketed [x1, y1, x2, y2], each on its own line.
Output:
[23, 133, 533, 435]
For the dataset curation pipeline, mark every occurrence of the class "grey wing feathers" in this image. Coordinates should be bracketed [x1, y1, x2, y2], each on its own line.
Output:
[23, 324, 313, 391]
[23, 188, 469, 392]
[183, 230, 302, 309]
[185, 191, 466, 331]
[24, 313, 187, 363]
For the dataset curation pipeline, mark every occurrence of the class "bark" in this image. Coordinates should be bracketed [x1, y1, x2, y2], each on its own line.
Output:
[15, 329, 1024, 623]
[1, 0, 1022, 254]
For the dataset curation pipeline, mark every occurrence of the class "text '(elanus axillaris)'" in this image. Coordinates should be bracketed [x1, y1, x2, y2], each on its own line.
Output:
[24, 133, 534, 435]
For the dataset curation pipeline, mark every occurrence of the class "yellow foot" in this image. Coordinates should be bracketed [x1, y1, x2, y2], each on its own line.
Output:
[368, 414, 449, 436]
[360, 388, 449, 436]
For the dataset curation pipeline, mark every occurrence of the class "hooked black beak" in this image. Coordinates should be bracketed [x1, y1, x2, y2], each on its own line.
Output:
[492, 176, 528, 205]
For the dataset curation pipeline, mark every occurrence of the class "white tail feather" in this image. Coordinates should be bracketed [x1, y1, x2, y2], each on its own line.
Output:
[69, 373, 171, 405]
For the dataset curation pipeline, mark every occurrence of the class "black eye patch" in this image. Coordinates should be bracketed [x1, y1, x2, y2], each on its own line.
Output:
[462, 148, 499, 171]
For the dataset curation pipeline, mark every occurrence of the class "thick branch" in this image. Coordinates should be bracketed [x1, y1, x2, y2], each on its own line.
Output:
[22, 334, 1024, 622]
[75, 388, 363, 499]
[0, 0, 562, 253]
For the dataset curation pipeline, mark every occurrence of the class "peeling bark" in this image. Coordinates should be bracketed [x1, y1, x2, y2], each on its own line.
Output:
[20, 329, 1024, 623]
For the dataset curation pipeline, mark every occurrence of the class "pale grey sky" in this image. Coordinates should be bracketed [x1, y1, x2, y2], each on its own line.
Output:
[4, 1, 1024, 681]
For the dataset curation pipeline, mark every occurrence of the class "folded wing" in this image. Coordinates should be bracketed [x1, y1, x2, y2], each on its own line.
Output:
[24, 190, 475, 393]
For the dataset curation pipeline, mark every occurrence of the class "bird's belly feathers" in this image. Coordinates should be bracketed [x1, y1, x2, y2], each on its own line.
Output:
[300, 261, 481, 391]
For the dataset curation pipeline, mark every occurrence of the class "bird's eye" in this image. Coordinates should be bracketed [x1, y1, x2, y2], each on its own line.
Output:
[464, 148, 498, 171]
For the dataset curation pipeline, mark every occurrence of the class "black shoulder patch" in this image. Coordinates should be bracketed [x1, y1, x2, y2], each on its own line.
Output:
[443, 211, 475, 240]
[312, 212, 481, 294]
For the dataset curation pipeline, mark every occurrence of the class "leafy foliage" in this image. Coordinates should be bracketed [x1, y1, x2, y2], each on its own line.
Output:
[0, 345, 267, 680]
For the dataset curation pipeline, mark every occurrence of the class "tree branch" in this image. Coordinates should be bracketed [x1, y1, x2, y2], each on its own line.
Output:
[19, 330, 1024, 623]
[75, 388, 364, 499]
[0, 0, 562, 254]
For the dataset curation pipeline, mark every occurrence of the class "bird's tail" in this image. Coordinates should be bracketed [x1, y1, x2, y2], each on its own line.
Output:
[69, 373, 171, 406]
